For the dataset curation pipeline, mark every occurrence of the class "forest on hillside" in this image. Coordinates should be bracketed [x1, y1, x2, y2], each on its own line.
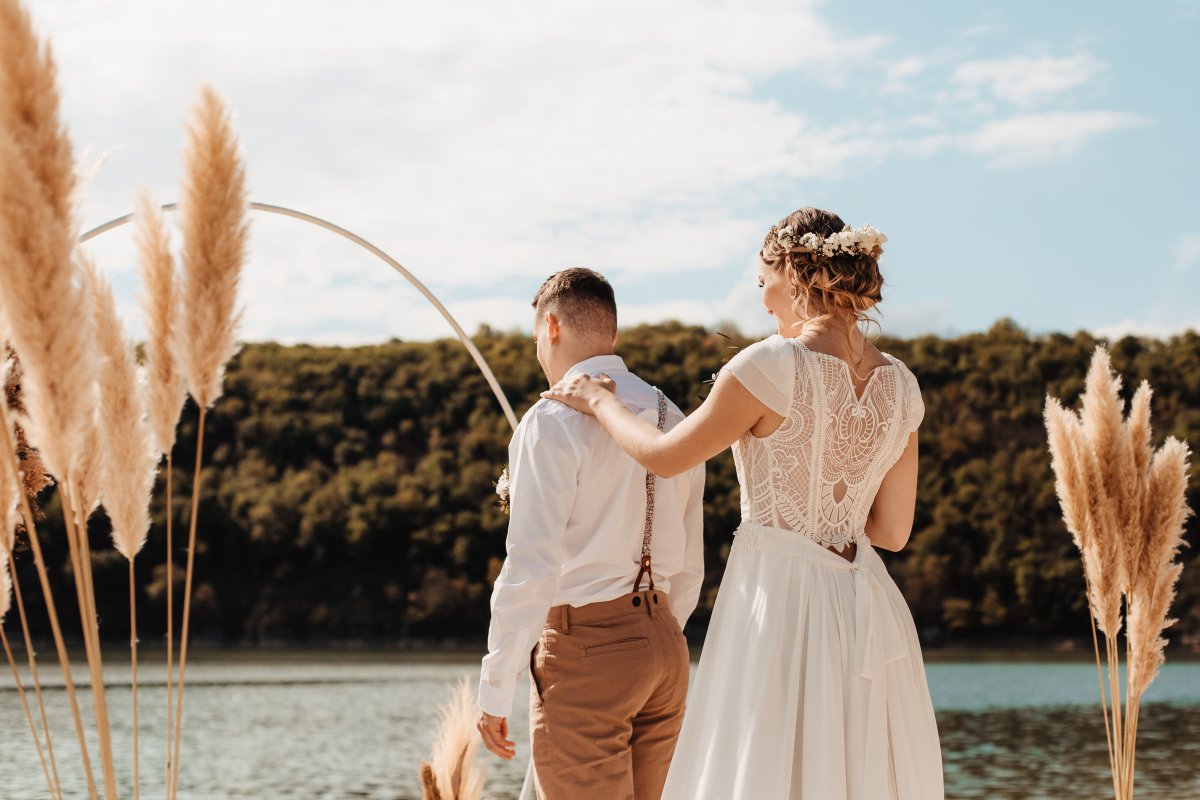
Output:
[8, 321, 1199, 648]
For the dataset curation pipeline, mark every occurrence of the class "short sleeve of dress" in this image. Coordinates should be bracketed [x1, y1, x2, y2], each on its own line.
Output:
[894, 359, 925, 433]
[721, 335, 795, 417]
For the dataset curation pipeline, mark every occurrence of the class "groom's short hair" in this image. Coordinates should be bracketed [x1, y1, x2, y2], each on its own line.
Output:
[533, 268, 618, 339]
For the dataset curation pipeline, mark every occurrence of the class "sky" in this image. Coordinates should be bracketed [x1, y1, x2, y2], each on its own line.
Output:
[30, 0, 1200, 345]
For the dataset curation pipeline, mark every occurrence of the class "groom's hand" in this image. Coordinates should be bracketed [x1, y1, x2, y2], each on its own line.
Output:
[477, 710, 516, 760]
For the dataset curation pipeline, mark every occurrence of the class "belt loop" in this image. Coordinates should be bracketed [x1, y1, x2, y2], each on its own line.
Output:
[561, 605, 570, 635]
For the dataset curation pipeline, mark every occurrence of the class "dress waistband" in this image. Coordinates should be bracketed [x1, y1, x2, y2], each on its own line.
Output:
[734, 521, 865, 566]
[734, 521, 907, 681]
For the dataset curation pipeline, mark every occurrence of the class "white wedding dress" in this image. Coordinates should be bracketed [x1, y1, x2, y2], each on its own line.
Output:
[662, 335, 944, 800]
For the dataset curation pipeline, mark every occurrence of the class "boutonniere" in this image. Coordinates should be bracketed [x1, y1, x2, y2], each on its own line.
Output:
[495, 464, 510, 514]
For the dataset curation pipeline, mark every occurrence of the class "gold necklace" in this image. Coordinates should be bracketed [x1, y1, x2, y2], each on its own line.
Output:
[847, 359, 873, 382]
[847, 331, 873, 381]
[803, 321, 873, 381]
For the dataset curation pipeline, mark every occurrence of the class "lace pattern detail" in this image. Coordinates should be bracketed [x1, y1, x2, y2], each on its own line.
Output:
[731, 342, 917, 551]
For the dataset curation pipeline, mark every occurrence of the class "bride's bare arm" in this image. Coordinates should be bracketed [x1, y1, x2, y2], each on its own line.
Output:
[864, 431, 919, 551]
[542, 370, 772, 478]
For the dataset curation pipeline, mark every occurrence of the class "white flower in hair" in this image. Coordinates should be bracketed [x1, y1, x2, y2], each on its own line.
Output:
[798, 232, 824, 252]
[851, 224, 887, 252]
[775, 225, 797, 248]
[780, 222, 888, 257]
[826, 229, 851, 250]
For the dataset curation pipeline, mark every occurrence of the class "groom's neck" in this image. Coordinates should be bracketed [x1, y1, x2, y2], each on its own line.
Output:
[547, 341, 616, 385]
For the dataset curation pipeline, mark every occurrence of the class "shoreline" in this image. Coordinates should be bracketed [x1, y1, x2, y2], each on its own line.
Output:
[7, 640, 1193, 664]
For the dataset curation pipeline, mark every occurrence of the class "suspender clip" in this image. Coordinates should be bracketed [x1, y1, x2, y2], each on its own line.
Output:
[634, 554, 655, 593]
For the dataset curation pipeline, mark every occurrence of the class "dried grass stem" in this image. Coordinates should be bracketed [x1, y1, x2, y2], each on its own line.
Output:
[1045, 346, 1191, 800]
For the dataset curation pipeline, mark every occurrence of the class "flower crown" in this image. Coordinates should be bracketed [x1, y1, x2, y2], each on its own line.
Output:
[767, 223, 888, 259]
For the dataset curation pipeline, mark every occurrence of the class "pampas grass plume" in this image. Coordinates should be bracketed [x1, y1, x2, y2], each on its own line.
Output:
[3, 351, 53, 504]
[83, 257, 157, 560]
[1080, 348, 1126, 469]
[178, 84, 248, 410]
[1, 6, 121, 796]
[71, 406, 103, 521]
[1129, 437, 1191, 694]
[422, 677, 485, 800]
[1074, 424, 1123, 636]
[1126, 383, 1153, 484]
[1045, 399, 1089, 553]
[0, 132, 94, 483]
[420, 763, 444, 800]
[1072, 351, 1127, 635]
[0, 1, 93, 482]
[0, 0, 75, 223]
[1046, 345, 1193, 798]
[136, 190, 186, 454]
[1122, 383, 1154, 587]
[1138, 438, 1190, 583]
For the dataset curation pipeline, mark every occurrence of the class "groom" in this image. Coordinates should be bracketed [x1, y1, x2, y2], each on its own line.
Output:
[477, 268, 705, 799]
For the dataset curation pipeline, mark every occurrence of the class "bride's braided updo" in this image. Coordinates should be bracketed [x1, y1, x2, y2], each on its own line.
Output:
[760, 207, 884, 328]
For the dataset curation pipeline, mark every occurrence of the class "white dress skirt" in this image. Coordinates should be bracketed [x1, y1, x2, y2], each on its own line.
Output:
[661, 522, 944, 800]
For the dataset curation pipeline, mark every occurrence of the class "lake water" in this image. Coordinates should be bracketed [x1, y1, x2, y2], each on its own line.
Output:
[1, 650, 1197, 799]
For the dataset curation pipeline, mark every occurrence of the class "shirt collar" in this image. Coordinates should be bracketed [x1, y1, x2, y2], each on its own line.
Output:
[565, 354, 628, 379]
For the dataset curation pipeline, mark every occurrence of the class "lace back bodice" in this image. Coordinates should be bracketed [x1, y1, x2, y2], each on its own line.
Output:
[726, 337, 923, 551]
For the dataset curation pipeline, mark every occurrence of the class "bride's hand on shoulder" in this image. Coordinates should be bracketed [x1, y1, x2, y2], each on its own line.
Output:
[541, 373, 617, 415]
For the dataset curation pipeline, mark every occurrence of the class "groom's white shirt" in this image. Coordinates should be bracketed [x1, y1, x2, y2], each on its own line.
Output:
[478, 355, 706, 717]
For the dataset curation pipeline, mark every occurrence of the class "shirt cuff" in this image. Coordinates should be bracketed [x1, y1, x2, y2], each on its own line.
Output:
[478, 673, 517, 718]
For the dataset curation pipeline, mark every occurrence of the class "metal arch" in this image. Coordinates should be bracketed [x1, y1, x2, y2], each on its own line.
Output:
[84, 203, 534, 794]
[79, 201, 519, 431]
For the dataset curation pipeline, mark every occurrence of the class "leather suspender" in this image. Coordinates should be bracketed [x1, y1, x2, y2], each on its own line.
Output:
[633, 389, 668, 593]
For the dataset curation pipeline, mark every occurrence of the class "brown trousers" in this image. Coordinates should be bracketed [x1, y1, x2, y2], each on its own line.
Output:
[529, 589, 690, 800]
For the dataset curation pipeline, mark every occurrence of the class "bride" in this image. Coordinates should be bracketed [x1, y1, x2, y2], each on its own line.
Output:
[543, 207, 944, 799]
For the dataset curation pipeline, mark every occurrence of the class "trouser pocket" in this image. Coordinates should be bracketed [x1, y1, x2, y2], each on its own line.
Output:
[530, 640, 547, 704]
[584, 636, 650, 657]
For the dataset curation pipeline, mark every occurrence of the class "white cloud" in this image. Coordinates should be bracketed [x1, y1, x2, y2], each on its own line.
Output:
[875, 301, 951, 338]
[880, 56, 933, 93]
[880, 49, 1141, 171]
[888, 57, 929, 82]
[623, 300, 723, 328]
[39, 1, 888, 247]
[25, 2, 1152, 345]
[715, 277, 777, 336]
[617, 273, 775, 338]
[879, 48, 967, 96]
[963, 111, 1148, 167]
[1091, 318, 1200, 340]
[34, 0, 900, 341]
[952, 54, 1104, 107]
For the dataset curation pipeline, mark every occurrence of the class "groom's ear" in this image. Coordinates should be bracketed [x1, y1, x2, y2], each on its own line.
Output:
[544, 311, 561, 343]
